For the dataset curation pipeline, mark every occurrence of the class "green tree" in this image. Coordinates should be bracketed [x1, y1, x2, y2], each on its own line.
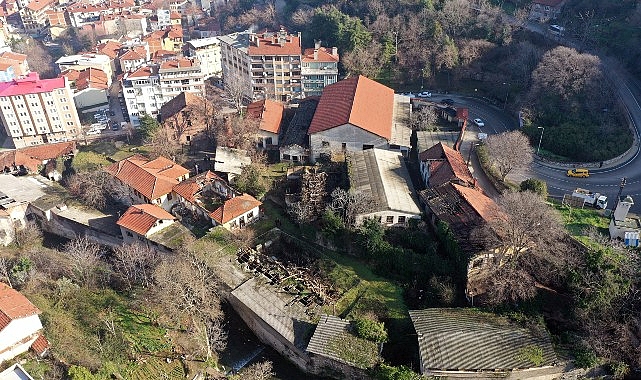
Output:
[309, 7, 372, 53]
[138, 114, 160, 140]
[233, 162, 270, 198]
[520, 178, 548, 198]
[374, 363, 422, 380]
[354, 317, 388, 343]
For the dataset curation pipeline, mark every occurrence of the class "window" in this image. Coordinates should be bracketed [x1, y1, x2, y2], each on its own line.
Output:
[322, 141, 329, 147]
[341, 142, 346, 150]
[386, 216, 394, 224]
[126, 231, 133, 237]
[167, 193, 172, 200]
[247, 211, 254, 219]
[398, 216, 406, 224]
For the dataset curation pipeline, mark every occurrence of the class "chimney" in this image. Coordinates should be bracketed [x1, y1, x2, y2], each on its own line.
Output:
[314, 39, 321, 50]
[331, 47, 337, 56]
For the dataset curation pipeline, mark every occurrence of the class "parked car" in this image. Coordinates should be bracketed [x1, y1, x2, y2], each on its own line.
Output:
[441, 99, 455, 106]
[473, 118, 485, 127]
[111, 122, 119, 131]
[418, 91, 432, 98]
[567, 168, 590, 178]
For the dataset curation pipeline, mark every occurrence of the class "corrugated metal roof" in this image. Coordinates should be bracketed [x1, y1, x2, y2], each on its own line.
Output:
[409, 309, 557, 372]
[349, 149, 420, 215]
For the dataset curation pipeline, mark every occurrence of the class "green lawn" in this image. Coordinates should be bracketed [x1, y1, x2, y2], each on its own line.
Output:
[553, 201, 610, 238]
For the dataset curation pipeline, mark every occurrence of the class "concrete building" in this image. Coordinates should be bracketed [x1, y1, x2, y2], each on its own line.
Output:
[0, 63, 15, 82]
[0, 52, 29, 76]
[66, 0, 136, 27]
[0, 283, 48, 364]
[122, 57, 205, 126]
[246, 98, 283, 149]
[117, 203, 178, 249]
[19, 0, 54, 35]
[60, 67, 110, 115]
[0, 73, 81, 148]
[219, 28, 302, 102]
[55, 54, 114, 86]
[209, 193, 261, 230]
[149, 9, 181, 31]
[105, 154, 190, 211]
[186, 37, 221, 79]
[301, 41, 338, 97]
[608, 195, 641, 247]
[308, 75, 411, 162]
[349, 148, 421, 226]
[529, 0, 567, 22]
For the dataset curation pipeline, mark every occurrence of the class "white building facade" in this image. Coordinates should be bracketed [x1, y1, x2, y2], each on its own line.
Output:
[187, 37, 222, 79]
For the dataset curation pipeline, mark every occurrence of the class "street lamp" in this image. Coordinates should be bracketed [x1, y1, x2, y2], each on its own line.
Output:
[537, 127, 545, 155]
[503, 82, 509, 110]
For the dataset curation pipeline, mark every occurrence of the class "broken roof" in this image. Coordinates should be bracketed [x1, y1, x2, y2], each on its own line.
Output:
[419, 142, 475, 187]
[281, 97, 318, 148]
[349, 149, 420, 216]
[309, 75, 394, 140]
[409, 308, 557, 372]
[246, 99, 284, 134]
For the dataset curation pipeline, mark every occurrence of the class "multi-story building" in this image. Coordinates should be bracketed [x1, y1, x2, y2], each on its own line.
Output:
[301, 41, 339, 97]
[0, 73, 81, 148]
[66, 0, 136, 27]
[158, 58, 204, 100]
[55, 53, 113, 86]
[186, 37, 221, 79]
[0, 51, 28, 76]
[19, 0, 55, 35]
[219, 28, 303, 102]
[149, 9, 181, 31]
[121, 58, 203, 126]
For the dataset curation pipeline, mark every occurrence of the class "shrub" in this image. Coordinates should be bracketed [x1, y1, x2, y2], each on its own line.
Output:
[520, 178, 548, 198]
[354, 317, 388, 343]
[574, 348, 599, 368]
[516, 345, 544, 366]
[373, 363, 421, 380]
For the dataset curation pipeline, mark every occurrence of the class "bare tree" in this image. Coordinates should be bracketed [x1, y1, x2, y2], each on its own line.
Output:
[216, 115, 259, 152]
[341, 41, 385, 78]
[148, 124, 183, 161]
[485, 131, 533, 181]
[328, 188, 377, 227]
[410, 106, 439, 131]
[66, 171, 130, 211]
[13, 220, 42, 249]
[112, 242, 158, 289]
[0, 257, 12, 287]
[64, 237, 107, 287]
[230, 361, 273, 380]
[152, 240, 225, 360]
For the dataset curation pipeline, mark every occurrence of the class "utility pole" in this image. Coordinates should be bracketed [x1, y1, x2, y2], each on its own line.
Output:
[611, 177, 627, 220]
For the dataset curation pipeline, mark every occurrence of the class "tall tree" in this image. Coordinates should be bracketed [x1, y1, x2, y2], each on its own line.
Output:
[484, 130, 533, 181]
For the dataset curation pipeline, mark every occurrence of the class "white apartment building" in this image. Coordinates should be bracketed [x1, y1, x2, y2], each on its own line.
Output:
[0, 73, 81, 148]
[301, 42, 339, 97]
[19, 0, 55, 35]
[55, 54, 114, 86]
[187, 37, 221, 79]
[122, 58, 204, 126]
[66, 0, 136, 27]
[219, 28, 303, 102]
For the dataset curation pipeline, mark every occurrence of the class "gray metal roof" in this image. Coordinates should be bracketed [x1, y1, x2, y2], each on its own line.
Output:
[390, 94, 411, 148]
[408, 309, 557, 372]
[214, 147, 251, 175]
[416, 130, 458, 154]
[349, 149, 420, 215]
[187, 37, 220, 49]
[218, 32, 249, 53]
[306, 314, 350, 359]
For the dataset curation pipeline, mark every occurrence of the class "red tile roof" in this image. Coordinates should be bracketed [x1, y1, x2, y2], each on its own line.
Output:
[120, 49, 143, 61]
[96, 40, 122, 59]
[76, 67, 109, 90]
[159, 58, 193, 70]
[419, 142, 475, 187]
[0, 72, 65, 97]
[308, 75, 394, 140]
[452, 183, 498, 222]
[153, 50, 178, 60]
[31, 333, 49, 355]
[26, 0, 53, 12]
[105, 155, 189, 200]
[246, 99, 283, 134]
[172, 171, 225, 204]
[159, 91, 201, 121]
[117, 204, 175, 235]
[127, 65, 154, 78]
[210, 194, 261, 224]
[248, 30, 301, 56]
[302, 47, 339, 62]
[169, 11, 181, 19]
[60, 69, 81, 81]
[0, 51, 27, 62]
[0, 283, 40, 331]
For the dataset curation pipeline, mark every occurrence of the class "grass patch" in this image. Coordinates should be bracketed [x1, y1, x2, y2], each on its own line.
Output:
[72, 151, 111, 172]
[553, 201, 610, 240]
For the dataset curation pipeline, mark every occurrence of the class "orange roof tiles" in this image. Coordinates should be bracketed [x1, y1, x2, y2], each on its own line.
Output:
[309, 75, 394, 140]
[26, 0, 53, 12]
[96, 40, 122, 59]
[302, 47, 339, 62]
[419, 142, 475, 187]
[248, 31, 301, 56]
[127, 65, 154, 78]
[31, 333, 49, 355]
[169, 11, 181, 19]
[246, 99, 283, 134]
[159, 91, 200, 120]
[210, 194, 261, 224]
[76, 67, 108, 90]
[453, 183, 498, 222]
[0, 282, 40, 330]
[120, 49, 143, 61]
[117, 204, 175, 235]
[172, 171, 225, 204]
[106, 155, 189, 200]
[159, 58, 193, 69]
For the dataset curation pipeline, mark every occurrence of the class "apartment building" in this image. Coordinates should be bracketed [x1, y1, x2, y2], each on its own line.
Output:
[186, 37, 221, 79]
[19, 0, 55, 35]
[0, 73, 81, 148]
[149, 9, 181, 31]
[219, 28, 302, 102]
[66, 0, 136, 27]
[121, 58, 204, 126]
[55, 53, 113, 86]
[301, 42, 339, 97]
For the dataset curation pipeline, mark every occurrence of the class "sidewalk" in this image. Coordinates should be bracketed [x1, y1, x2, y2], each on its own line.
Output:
[459, 124, 501, 199]
[535, 141, 639, 172]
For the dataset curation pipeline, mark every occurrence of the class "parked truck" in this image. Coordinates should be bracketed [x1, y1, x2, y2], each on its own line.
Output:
[572, 188, 608, 209]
